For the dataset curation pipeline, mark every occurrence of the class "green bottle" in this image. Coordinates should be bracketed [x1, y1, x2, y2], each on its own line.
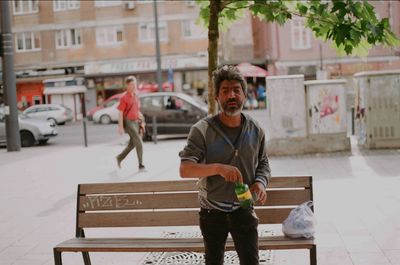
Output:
[235, 182, 253, 208]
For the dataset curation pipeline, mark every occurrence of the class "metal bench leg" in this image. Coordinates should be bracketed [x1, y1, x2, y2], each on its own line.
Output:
[310, 245, 317, 265]
[53, 249, 62, 265]
[82, 252, 91, 265]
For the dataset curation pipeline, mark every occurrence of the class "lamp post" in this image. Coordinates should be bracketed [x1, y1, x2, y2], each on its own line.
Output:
[1, 1, 20, 151]
[153, 0, 163, 92]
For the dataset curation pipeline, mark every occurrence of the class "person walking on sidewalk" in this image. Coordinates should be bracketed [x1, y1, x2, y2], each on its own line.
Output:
[179, 65, 271, 265]
[116, 76, 145, 171]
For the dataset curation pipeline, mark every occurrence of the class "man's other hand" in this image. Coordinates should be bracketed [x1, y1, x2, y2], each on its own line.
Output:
[250, 182, 267, 204]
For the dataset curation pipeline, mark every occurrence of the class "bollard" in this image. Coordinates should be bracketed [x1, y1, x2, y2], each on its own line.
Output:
[152, 116, 157, 144]
[351, 106, 355, 135]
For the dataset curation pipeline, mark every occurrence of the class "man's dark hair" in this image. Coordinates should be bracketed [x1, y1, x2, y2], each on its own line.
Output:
[213, 65, 247, 96]
[125, 75, 137, 85]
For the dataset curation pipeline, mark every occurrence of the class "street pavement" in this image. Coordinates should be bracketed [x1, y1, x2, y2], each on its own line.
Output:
[0, 110, 400, 265]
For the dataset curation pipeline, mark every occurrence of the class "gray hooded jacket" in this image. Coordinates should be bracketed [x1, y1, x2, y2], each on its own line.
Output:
[179, 113, 271, 202]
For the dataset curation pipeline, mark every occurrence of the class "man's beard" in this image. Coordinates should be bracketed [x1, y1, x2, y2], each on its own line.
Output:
[217, 98, 244, 117]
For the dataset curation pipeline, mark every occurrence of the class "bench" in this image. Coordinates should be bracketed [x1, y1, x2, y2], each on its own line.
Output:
[53, 176, 316, 265]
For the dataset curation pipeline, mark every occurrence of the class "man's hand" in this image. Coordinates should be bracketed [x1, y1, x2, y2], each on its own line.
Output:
[217, 164, 243, 183]
[250, 182, 267, 204]
[139, 121, 146, 134]
[118, 126, 124, 135]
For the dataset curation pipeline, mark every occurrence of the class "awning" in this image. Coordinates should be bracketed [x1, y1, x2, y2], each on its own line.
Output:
[43, 85, 87, 95]
[237, 63, 268, 77]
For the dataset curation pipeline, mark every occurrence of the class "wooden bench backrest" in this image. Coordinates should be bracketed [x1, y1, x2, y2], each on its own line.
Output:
[76, 176, 313, 236]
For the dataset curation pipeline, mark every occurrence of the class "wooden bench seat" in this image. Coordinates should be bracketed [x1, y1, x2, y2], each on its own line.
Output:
[53, 176, 317, 265]
[56, 236, 315, 252]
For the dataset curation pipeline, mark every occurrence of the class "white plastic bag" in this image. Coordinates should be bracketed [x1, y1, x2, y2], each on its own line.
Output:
[282, 201, 316, 239]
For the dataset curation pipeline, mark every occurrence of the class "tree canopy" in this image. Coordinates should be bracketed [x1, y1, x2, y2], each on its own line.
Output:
[197, 0, 400, 114]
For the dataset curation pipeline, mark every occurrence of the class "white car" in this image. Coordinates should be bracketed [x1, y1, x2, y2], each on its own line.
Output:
[0, 109, 58, 147]
[23, 104, 73, 125]
[92, 101, 120, 124]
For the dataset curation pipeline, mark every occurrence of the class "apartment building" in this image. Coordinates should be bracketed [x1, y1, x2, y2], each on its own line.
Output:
[8, 0, 208, 111]
[251, 1, 400, 80]
[220, 2, 399, 81]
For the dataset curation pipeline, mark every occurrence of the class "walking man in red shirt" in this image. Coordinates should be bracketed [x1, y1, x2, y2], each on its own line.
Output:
[116, 76, 145, 171]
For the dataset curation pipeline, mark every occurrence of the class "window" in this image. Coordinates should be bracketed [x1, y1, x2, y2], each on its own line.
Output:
[184, 0, 196, 7]
[13, 0, 39, 14]
[104, 99, 119, 108]
[139, 22, 168, 42]
[56, 29, 82, 48]
[32, 96, 41, 105]
[182, 20, 207, 39]
[94, 0, 122, 8]
[53, 0, 80, 11]
[291, 17, 311, 50]
[141, 96, 163, 111]
[96, 27, 124, 46]
[15, 32, 41, 52]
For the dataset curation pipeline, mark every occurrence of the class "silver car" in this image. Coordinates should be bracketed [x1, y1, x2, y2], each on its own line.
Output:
[0, 108, 58, 147]
[23, 104, 73, 125]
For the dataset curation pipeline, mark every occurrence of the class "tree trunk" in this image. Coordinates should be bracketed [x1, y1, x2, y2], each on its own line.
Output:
[207, 0, 221, 115]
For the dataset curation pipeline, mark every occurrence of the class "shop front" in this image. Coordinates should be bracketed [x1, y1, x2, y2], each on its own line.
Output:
[16, 80, 44, 109]
[43, 77, 88, 121]
[84, 54, 208, 106]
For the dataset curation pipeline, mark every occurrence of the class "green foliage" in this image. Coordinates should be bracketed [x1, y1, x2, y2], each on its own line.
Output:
[301, 0, 399, 56]
[197, 0, 400, 56]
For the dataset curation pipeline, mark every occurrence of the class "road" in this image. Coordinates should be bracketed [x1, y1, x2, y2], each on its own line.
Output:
[51, 120, 117, 146]
[0, 108, 286, 151]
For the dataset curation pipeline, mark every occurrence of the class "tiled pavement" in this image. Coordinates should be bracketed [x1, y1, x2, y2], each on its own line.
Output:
[0, 128, 399, 265]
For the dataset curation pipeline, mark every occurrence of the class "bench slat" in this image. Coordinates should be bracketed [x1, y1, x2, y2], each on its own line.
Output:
[79, 189, 311, 211]
[78, 208, 294, 228]
[267, 176, 311, 189]
[55, 236, 315, 252]
[79, 180, 198, 195]
[78, 176, 312, 195]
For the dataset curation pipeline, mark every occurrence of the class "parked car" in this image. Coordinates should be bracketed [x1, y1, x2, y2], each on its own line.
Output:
[23, 104, 73, 125]
[93, 92, 208, 140]
[87, 93, 124, 121]
[0, 108, 58, 147]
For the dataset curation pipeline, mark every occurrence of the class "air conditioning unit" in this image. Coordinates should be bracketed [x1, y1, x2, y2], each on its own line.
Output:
[124, 1, 135, 10]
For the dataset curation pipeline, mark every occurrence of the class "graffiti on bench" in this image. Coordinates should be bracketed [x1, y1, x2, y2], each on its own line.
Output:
[82, 195, 143, 209]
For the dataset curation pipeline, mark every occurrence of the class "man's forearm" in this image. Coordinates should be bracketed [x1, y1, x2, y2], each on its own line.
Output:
[180, 161, 220, 179]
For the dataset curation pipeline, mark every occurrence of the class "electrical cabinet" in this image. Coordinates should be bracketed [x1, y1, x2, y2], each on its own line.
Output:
[354, 70, 400, 149]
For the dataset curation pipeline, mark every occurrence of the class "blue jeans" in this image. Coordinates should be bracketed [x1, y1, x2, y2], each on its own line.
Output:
[199, 207, 259, 265]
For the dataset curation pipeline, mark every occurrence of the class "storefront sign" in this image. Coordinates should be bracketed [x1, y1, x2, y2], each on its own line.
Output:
[84, 56, 207, 75]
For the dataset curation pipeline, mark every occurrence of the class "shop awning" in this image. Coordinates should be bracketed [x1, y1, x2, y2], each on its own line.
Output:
[237, 63, 268, 77]
[43, 85, 87, 95]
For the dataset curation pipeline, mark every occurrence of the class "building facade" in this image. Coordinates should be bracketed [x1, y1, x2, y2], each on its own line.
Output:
[219, 2, 399, 82]
[8, 0, 208, 111]
[251, 1, 400, 80]
[3, 1, 399, 112]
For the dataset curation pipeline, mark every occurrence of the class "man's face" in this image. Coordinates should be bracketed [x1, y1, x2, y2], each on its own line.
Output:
[126, 81, 136, 92]
[216, 80, 246, 117]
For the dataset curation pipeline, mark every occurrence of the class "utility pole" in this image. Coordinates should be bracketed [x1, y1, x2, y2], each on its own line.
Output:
[1, 1, 21, 151]
[153, 0, 163, 92]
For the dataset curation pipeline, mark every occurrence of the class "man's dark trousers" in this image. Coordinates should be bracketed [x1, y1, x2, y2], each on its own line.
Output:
[199, 207, 259, 265]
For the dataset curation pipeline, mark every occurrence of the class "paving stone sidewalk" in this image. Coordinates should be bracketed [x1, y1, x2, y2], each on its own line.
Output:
[0, 134, 399, 265]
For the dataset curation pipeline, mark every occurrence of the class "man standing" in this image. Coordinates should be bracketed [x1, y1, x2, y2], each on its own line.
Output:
[116, 76, 145, 171]
[179, 65, 271, 265]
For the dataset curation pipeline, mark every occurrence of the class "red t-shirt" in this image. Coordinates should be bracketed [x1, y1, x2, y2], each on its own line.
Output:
[117, 92, 141, 121]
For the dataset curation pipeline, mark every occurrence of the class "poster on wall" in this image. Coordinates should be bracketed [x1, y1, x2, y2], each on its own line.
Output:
[306, 81, 347, 135]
